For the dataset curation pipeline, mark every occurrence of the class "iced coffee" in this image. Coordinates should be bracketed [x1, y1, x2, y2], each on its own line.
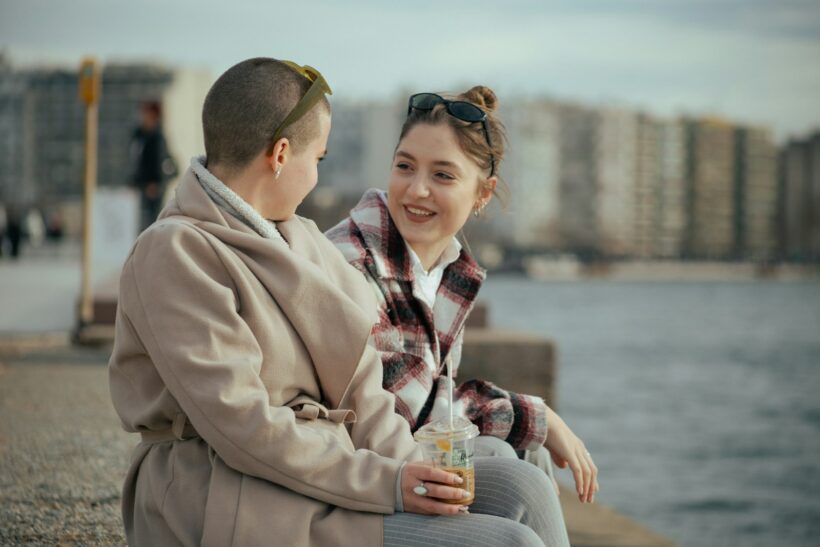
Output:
[413, 417, 479, 505]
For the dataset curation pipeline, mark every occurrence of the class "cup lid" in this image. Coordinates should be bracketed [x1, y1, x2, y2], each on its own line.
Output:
[413, 417, 479, 442]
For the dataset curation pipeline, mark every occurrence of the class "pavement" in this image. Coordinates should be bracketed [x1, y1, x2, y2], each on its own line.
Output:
[0, 244, 81, 334]
[0, 341, 131, 546]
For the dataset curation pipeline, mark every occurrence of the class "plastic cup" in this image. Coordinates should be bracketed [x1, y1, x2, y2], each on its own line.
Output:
[413, 417, 480, 505]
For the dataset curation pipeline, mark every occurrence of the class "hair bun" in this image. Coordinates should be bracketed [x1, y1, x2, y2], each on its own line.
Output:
[461, 85, 498, 113]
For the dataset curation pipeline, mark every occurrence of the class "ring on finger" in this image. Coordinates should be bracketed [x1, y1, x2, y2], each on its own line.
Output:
[413, 482, 429, 496]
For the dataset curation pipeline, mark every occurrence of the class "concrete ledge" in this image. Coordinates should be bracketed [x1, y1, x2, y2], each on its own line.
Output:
[559, 483, 678, 546]
[0, 332, 70, 357]
[460, 327, 557, 409]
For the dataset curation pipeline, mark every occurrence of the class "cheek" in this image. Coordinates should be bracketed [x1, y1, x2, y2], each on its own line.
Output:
[442, 190, 474, 226]
[387, 172, 404, 197]
[386, 175, 407, 208]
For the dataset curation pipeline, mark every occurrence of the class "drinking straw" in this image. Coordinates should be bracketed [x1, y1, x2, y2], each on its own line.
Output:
[447, 355, 454, 431]
[447, 355, 454, 467]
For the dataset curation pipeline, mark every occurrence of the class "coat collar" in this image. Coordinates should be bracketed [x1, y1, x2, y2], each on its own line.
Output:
[161, 168, 378, 410]
[348, 189, 413, 281]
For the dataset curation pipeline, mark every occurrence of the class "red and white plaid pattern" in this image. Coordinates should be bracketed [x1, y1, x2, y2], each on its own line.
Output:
[326, 190, 547, 451]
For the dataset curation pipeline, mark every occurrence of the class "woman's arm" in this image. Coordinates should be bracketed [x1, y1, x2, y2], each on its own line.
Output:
[339, 341, 423, 461]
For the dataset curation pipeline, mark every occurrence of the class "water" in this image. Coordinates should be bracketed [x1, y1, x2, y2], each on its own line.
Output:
[480, 277, 820, 547]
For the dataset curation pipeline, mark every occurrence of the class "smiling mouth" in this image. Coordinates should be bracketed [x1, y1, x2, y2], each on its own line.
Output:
[404, 205, 436, 220]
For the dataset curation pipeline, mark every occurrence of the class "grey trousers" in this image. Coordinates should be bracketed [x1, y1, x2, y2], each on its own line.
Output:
[383, 456, 570, 547]
[473, 435, 556, 482]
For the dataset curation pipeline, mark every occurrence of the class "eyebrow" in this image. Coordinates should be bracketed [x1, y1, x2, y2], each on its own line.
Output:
[395, 150, 462, 171]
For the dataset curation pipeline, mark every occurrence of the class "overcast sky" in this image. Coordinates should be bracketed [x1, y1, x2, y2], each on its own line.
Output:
[2, 0, 819, 140]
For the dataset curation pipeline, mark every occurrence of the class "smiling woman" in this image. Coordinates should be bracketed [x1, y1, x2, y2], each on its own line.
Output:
[328, 84, 597, 544]
[327, 88, 575, 547]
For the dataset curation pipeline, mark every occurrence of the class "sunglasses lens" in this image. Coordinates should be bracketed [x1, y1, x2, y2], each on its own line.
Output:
[411, 93, 442, 111]
[448, 101, 484, 122]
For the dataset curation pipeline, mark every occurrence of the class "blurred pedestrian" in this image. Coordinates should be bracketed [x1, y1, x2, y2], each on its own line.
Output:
[0, 201, 6, 257]
[131, 101, 177, 232]
[45, 207, 64, 241]
[5, 203, 23, 259]
[25, 207, 45, 249]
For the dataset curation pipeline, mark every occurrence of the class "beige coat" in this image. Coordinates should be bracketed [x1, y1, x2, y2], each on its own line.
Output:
[108, 168, 422, 547]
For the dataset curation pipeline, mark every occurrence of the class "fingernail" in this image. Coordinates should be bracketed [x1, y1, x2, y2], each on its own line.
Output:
[462, 489, 471, 499]
[455, 476, 464, 484]
[458, 506, 470, 514]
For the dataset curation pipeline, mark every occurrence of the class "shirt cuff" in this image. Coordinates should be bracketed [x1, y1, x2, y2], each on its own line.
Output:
[395, 461, 407, 512]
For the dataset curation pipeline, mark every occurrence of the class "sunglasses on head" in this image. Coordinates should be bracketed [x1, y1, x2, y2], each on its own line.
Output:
[407, 92, 495, 176]
[270, 60, 333, 145]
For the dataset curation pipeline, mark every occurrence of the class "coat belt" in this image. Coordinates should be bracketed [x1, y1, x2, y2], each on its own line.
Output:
[140, 413, 199, 444]
[139, 401, 357, 445]
[290, 400, 357, 424]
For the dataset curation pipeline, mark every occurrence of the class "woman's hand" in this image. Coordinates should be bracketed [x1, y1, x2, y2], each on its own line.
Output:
[544, 407, 599, 504]
[401, 463, 471, 515]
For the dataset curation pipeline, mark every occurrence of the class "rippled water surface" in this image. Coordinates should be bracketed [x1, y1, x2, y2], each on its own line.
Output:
[480, 277, 820, 547]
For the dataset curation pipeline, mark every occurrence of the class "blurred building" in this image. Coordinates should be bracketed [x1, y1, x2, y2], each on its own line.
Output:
[654, 118, 688, 258]
[0, 60, 34, 207]
[557, 103, 600, 255]
[596, 107, 638, 257]
[633, 113, 662, 259]
[318, 97, 404, 198]
[734, 126, 778, 260]
[592, 111, 689, 260]
[684, 118, 736, 259]
[498, 99, 562, 249]
[781, 131, 820, 261]
[0, 61, 211, 233]
[1, 57, 803, 261]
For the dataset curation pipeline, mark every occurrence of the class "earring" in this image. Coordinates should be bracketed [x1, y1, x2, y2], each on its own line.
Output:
[473, 202, 485, 218]
[274, 166, 282, 179]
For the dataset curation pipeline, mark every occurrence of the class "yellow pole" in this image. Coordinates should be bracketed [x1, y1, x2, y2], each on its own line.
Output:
[77, 58, 100, 330]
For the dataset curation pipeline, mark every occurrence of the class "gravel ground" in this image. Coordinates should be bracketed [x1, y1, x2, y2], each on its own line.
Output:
[0, 344, 133, 546]
[0, 340, 675, 547]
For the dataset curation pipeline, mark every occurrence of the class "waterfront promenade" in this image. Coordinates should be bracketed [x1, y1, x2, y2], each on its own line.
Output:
[0, 337, 677, 546]
[0, 249, 678, 546]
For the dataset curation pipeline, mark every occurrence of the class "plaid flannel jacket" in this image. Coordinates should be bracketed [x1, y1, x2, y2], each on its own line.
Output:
[326, 189, 547, 451]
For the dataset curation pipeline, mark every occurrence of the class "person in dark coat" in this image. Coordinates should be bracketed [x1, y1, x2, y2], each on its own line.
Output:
[131, 101, 176, 231]
[5, 203, 24, 259]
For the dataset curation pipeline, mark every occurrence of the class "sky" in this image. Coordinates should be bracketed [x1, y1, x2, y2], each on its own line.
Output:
[1, 0, 819, 141]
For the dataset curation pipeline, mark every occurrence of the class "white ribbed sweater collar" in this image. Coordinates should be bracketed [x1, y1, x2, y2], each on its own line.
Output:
[190, 156, 286, 244]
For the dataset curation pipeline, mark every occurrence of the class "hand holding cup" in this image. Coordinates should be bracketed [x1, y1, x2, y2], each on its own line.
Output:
[401, 462, 471, 515]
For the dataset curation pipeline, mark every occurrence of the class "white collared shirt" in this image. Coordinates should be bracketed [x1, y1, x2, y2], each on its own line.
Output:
[405, 239, 462, 309]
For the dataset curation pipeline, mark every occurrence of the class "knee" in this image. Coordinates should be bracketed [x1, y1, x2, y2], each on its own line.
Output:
[502, 522, 545, 547]
[487, 457, 553, 493]
[474, 435, 519, 459]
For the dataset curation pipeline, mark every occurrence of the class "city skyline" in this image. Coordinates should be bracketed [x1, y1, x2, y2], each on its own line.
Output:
[1, 0, 819, 142]
[3, 62, 815, 261]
